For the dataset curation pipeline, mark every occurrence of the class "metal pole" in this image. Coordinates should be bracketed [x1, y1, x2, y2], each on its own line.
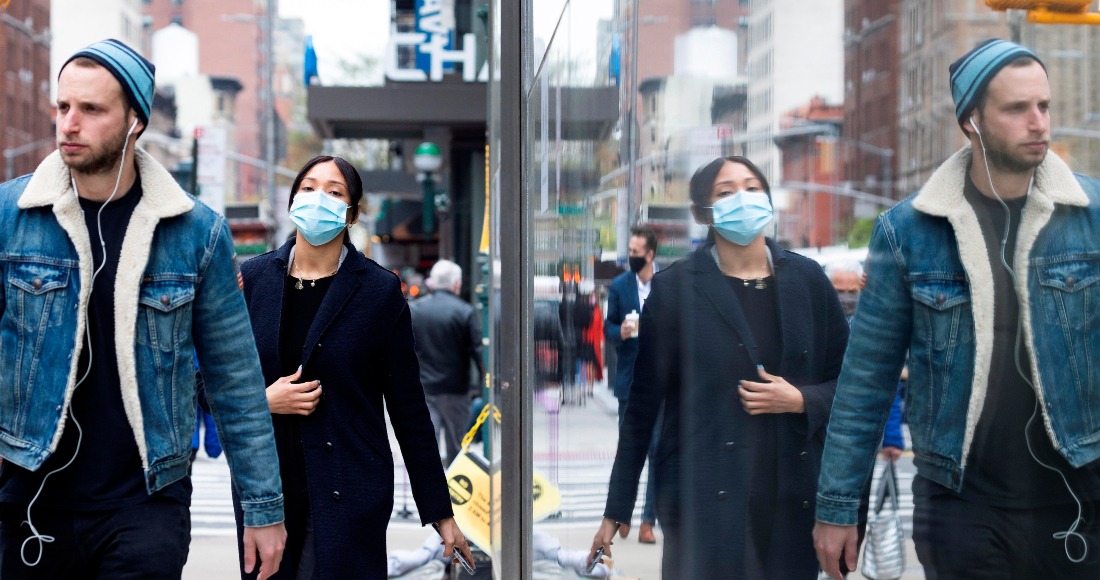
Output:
[499, 0, 532, 577]
[265, 0, 277, 214]
[627, 0, 639, 225]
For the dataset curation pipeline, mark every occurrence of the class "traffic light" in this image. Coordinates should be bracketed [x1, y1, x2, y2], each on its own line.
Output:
[986, 0, 1090, 11]
[986, 0, 1100, 25]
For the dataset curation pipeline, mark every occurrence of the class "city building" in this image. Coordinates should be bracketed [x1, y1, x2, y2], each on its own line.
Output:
[2, 0, 52, 180]
[777, 96, 844, 248]
[895, 0, 1010, 197]
[745, 0, 844, 184]
[143, 0, 269, 202]
[843, 0, 900, 201]
[50, 0, 144, 102]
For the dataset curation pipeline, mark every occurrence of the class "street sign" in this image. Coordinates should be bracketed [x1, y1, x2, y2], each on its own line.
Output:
[194, 126, 228, 216]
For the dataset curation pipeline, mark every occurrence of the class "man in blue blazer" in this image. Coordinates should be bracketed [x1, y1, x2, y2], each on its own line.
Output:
[604, 225, 659, 543]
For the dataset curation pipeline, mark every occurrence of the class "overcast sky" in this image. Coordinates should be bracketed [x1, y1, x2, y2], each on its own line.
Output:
[279, 0, 614, 86]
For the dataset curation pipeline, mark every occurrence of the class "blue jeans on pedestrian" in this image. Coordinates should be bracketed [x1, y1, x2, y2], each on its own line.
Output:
[618, 398, 661, 525]
[191, 403, 222, 459]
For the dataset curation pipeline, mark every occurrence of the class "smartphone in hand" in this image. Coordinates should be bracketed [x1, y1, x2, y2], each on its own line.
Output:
[433, 522, 475, 575]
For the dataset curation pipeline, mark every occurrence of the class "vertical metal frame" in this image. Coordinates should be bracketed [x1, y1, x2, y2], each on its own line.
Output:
[498, 0, 533, 578]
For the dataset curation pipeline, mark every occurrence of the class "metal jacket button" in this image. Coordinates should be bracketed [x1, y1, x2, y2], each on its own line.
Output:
[801, 350, 808, 360]
[32, 278, 42, 290]
[332, 491, 340, 501]
[1067, 276, 1076, 289]
[325, 442, 333, 452]
[802, 501, 810, 509]
[160, 295, 171, 306]
[936, 293, 946, 305]
[800, 451, 809, 461]
[717, 491, 727, 500]
[726, 441, 736, 450]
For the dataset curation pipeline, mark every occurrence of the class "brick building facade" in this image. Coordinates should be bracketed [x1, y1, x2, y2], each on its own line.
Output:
[2, 0, 52, 180]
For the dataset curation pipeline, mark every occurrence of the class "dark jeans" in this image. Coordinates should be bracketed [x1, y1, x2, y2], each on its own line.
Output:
[0, 497, 190, 579]
[617, 398, 660, 525]
[913, 493, 1100, 579]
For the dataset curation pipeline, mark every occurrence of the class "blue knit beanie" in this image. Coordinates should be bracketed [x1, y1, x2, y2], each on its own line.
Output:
[61, 39, 155, 128]
[949, 39, 1044, 133]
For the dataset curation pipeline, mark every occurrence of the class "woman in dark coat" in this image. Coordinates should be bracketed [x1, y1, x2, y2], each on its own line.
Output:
[589, 157, 850, 579]
[233, 155, 473, 579]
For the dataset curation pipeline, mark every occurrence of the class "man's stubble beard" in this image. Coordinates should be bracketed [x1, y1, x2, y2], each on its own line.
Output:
[978, 121, 1045, 175]
[60, 122, 129, 175]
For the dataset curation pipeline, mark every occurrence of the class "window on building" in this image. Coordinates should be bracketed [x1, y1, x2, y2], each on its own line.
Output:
[171, 14, 184, 26]
[171, 0, 183, 6]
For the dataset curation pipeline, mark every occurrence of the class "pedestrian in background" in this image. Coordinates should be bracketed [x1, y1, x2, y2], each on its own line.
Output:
[190, 368, 222, 466]
[815, 40, 1100, 579]
[410, 259, 485, 468]
[604, 224, 660, 543]
[237, 155, 473, 579]
[590, 156, 849, 579]
[0, 40, 286, 579]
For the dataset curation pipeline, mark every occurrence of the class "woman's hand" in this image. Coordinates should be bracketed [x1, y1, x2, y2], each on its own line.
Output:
[739, 366, 805, 415]
[880, 446, 903, 462]
[266, 366, 322, 415]
[587, 518, 621, 571]
[435, 517, 475, 570]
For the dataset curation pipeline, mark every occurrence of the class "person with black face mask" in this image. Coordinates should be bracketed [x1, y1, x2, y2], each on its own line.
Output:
[604, 224, 659, 542]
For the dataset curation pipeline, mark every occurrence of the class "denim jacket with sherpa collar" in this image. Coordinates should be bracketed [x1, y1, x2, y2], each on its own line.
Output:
[0, 149, 283, 527]
[817, 145, 1100, 526]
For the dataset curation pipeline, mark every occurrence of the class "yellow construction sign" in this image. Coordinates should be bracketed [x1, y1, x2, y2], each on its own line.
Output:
[446, 427, 562, 552]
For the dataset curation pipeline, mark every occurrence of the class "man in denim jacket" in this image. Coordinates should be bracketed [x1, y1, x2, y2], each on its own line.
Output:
[0, 41, 286, 579]
[815, 40, 1100, 579]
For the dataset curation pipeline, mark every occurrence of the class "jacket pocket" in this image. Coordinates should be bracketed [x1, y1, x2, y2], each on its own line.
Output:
[1035, 259, 1100, 431]
[8, 262, 70, 330]
[350, 416, 394, 467]
[137, 279, 196, 352]
[1036, 260, 1100, 332]
[909, 277, 972, 444]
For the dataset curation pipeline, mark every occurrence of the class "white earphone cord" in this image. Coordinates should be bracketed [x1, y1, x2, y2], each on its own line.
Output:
[21, 119, 138, 567]
[973, 118, 1088, 563]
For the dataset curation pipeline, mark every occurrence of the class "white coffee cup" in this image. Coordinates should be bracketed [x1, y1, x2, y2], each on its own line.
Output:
[625, 310, 640, 338]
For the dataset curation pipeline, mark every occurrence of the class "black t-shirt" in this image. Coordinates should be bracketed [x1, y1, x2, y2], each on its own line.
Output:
[728, 275, 781, 373]
[277, 272, 334, 499]
[914, 172, 1100, 506]
[0, 176, 190, 510]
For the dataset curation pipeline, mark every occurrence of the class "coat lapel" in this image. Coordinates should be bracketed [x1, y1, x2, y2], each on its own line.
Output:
[689, 248, 761, 367]
[300, 244, 367, 369]
[253, 240, 294, 378]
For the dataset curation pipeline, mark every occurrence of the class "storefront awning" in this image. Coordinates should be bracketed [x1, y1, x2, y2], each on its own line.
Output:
[308, 84, 620, 141]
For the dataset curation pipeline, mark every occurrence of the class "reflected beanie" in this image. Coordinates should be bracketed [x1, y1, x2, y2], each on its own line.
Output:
[949, 39, 1043, 132]
[61, 39, 155, 128]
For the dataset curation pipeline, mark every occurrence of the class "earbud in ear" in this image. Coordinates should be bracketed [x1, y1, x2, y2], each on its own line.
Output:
[128, 118, 139, 136]
[970, 116, 981, 137]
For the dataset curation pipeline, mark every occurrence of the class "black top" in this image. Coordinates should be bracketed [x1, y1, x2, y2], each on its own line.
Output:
[408, 290, 485, 396]
[915, 172, 1100, 506]
[0, 176, 190, 510]
[278, 272, 334, 499]
[727, 275, 781, 373]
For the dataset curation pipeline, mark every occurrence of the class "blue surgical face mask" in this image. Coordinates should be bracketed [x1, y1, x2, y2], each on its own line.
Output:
[290, 190, 350, 246]
[706, 190, 773, 246]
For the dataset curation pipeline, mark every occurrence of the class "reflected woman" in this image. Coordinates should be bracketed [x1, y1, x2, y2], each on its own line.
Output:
[589, 157, 849, 579]
[233, 156, 473, 579]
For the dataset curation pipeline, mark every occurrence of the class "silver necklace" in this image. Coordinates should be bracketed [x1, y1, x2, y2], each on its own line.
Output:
[292, 261, 338, 290]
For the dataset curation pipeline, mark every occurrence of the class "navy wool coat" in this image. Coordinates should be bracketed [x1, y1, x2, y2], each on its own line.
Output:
[604, 239, 850, 580]
[232, 239, 453, 579]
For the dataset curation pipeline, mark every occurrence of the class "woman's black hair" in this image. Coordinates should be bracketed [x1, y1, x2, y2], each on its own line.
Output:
[688, 156, 771, 208]
[288, 156, 364, 221]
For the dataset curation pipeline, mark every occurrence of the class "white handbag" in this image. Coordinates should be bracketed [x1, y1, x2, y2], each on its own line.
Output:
[861, 460, 907, 580]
